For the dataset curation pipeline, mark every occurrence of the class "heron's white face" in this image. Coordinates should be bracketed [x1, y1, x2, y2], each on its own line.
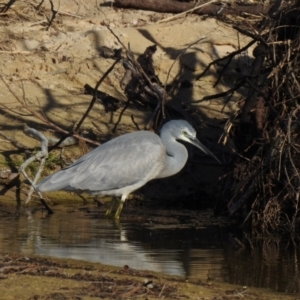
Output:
[178, 126, 197, 143]
[160, 120, 196, 140]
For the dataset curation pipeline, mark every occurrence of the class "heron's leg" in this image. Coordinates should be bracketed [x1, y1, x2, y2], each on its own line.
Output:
[94, 195, 104, 207]
[114, 195, 127, 219]
[105, 196, 117, 216]
[114, 202, 123, 219]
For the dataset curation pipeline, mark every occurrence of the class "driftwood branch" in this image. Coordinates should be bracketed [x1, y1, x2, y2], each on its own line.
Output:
[75, 57, 121, 132]
[196, 39, 256, 82]
[48, 58, 121, 151]
[105, 25, 167, 130]
[0, 0, 17, 13]
[18, 124, 53, 214]
[46, 0, 59, 31]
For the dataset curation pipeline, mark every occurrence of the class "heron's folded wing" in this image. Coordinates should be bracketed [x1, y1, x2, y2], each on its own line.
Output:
[38, 131, 165, 192]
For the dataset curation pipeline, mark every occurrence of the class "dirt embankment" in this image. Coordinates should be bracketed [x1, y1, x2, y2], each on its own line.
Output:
[0, 0, 256, 205]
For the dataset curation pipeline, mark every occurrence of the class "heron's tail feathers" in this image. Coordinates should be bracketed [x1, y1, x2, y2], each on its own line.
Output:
[37, 171, 76, 192]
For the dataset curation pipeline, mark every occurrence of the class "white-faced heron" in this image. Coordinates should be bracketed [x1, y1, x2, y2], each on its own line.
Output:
[37, 120, 220, 218]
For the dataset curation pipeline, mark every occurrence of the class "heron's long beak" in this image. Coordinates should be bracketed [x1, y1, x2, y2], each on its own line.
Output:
[188, 136, 221, 164]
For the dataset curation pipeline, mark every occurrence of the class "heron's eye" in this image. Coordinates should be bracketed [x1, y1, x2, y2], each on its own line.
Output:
[182, 130, 188, 135]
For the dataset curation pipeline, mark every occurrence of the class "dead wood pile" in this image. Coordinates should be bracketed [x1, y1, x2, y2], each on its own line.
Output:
[215, 0, 300, 235]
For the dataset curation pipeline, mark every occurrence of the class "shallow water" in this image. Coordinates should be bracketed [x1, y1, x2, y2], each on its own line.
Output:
[0, 208, 299, 294]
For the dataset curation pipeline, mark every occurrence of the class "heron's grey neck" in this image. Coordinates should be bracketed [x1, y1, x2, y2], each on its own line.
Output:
[157, 131, 188, 178]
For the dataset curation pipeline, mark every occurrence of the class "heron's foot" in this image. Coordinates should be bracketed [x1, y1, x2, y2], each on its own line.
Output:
[105, 197, 125, 219]
[114, 202, 124, 219]
[105, 197, 117, 216]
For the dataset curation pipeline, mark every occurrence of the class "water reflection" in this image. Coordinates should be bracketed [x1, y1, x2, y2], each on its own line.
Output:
[0, 209, 299, 293]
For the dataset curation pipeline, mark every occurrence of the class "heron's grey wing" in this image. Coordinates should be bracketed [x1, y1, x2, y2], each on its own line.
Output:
[37, 131, 166, 192]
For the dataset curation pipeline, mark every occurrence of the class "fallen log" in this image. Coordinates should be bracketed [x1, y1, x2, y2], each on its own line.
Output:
[114, 0, 269, 16]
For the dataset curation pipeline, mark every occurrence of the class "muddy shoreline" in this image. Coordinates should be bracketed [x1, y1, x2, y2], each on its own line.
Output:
[0, 251, 296, 300]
